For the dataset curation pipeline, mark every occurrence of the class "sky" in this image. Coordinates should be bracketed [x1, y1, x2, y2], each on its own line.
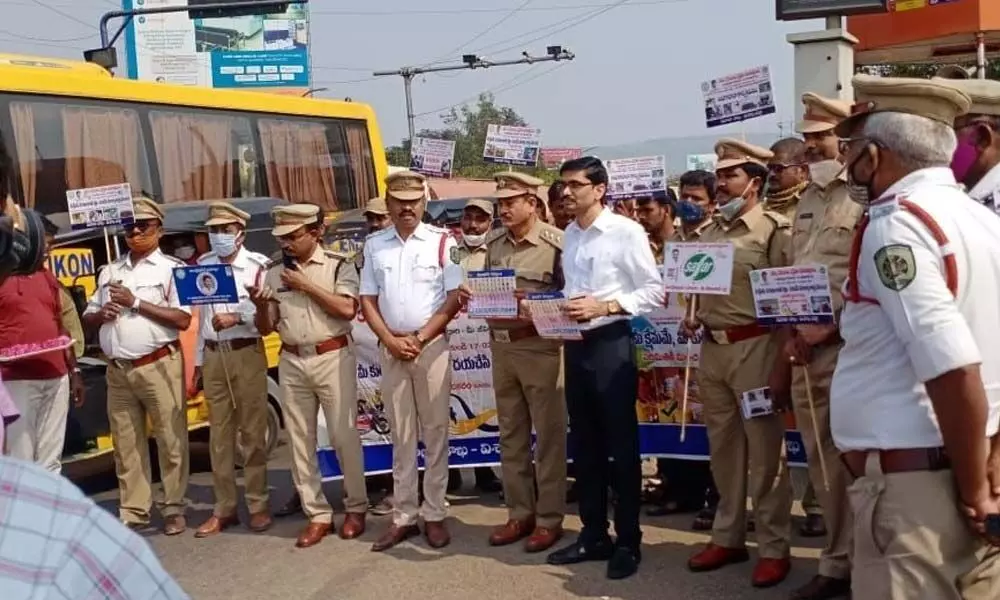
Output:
[1, 0, 825, 148]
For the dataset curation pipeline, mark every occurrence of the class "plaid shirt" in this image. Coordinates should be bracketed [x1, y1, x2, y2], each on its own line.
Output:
[0, 456, 189, 600]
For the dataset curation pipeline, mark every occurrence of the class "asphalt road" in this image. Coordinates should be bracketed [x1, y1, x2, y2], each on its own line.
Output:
[78, 439, 823, 600]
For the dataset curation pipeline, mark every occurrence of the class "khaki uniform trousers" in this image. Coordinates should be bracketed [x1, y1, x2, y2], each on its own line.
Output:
[203, 342, 269, 517]
[492, 336, 566, 528]
[791, 343, 852, 579]
[699, 334, 792, 558]
[280, 344, 367, 523]
[381, 335, 451, 527]
[107, 349, 189, 524]
[849, 453, 1000, 600]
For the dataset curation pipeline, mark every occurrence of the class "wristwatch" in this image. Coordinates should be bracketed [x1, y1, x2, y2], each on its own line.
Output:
[413, 331, 427, 346]
[131, 297, 141, 312]
[606, 300, 623, 316]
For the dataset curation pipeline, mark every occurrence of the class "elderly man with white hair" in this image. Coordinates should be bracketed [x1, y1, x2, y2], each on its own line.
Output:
[831, 74, 1000, 600]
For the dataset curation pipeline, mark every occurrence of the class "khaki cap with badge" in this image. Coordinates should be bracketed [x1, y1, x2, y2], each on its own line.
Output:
[797, 92, 851, 134]
[385, 170, 426, 201]
[931, 77, 1000, 117]
[132, 195, 165, 221]
[714, 138, 774, 171]
[494, 171, 544, 199]
[205, 201, 250, 227]
[463, 197, 494, 216]
[835, 74, 972, 138]
[363, 196, 389, 216]
[271, 203, 321, 237]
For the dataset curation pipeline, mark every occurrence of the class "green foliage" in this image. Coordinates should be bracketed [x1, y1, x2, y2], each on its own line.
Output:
[383, 93, 556, 182]
[857, 60, 1000, 79]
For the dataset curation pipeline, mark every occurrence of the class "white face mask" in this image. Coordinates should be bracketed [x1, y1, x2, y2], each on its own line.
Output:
[209, 232, 241, 258]
[174, 245, 196, 260]
[463, 232, 487, 247]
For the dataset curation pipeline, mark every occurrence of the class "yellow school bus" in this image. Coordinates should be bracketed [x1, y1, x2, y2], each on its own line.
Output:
[0, 52, 389, 469]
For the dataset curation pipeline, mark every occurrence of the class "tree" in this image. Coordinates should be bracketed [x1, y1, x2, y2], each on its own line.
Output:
[383, 93, 555, 182]
[857, 60, 1000, 79]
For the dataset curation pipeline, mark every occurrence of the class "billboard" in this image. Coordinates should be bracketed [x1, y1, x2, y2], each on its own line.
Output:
[777, 0, 888, 20]
[122, 0, 310, 94]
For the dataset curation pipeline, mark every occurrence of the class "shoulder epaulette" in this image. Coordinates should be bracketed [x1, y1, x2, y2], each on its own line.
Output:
[162, 253, 185, 266]
[196, 252, 216, 265]
[245, 251, 270, 268]
[425, 224, 448, 234]
[537, 223, 564, 250]
[323, 249, 350, 261]
[762, 210, 792, 229]
[485, 227, 507, 245]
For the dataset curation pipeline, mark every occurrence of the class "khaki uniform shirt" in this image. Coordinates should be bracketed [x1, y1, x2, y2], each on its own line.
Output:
[792, 159, 863, 312]
[696, 204, 792, 330]
[455, 242, 488, 272]
[263, 246, 358, 345]
[58, 287, 85, 358]
[485, 220, 563, 332]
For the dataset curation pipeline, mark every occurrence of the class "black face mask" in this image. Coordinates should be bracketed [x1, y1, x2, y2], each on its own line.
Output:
[0, 207, 46, 285]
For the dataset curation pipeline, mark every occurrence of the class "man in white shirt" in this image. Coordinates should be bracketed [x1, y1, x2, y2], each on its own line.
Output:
[832, 74, 1000, 600]
[191, 202, 273, 538]
[544, 156, 663, 580]
[81, 197, 193, 535]
[360, 170, 463, 552]
[935, 77, 1000, 214]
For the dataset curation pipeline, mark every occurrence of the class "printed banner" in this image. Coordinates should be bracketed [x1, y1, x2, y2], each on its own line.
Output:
[686, 153, 718, 172]
[606, 156, 668, 201]
[66, 183, 135, 231]
[122, 0, 310, 93]
[750, 265, 834, 325]
[410, 137, 456, 178]
[466, 270, 518, 319]
[702, 65, 775, 128]
[173, 264, 240, 306]
[541, 147, 583, 169]
[483, 125, 542, 167]
[663, 242, 736, 295]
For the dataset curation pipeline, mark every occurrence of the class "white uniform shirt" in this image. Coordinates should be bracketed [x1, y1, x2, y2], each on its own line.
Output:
[967, 161, 1000, 214]
[193, 247, 269, 366]
[359, 223, 463, 333]
[831, 167, 1000, 451]
[84, 249, 192, 360]
[562, 207, 663, 330]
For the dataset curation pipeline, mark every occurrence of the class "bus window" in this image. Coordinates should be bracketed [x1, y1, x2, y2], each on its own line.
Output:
[8, 100, 152, 215]
[149, 109, 259, 202]
[343, 121, 377, 208]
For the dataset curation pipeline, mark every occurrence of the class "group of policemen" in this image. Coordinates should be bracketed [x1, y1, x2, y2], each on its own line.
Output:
[84, 72, 1000, 599]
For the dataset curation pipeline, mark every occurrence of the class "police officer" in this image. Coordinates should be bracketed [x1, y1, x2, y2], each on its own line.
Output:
[478, 172, 566, 553]
[360, 170, 463, 552]
[832, 75, 1000, 600]
[192, 202, 273, 538]
[683, 140, 794, 589]
[773, 93, 860, 600]
[248, 203, 368, 549]
[81, 197, 192, 535]
[765, 138, 809, 219]
[936, 77, 1000, 212]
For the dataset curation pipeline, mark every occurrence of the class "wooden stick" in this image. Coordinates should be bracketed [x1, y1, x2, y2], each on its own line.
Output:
[801, 366, 830, 491]
[679, 295, 697, 443]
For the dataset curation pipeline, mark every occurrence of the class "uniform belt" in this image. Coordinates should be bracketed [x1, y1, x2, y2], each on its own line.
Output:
[113, 341, 179, 369]
[205, 338, 260, 352]
[281, 335, 350, 358]
[706, 323, 771, 345]
[840, 447, 949, 480]
[490, 326, 539, 343]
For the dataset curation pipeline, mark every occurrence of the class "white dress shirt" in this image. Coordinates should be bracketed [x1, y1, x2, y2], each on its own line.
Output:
[967, 161, 1000, 214]
[562, 207, 663, 330]
[84, 249, 192, 360]
[359, 222, 463, 333]
[831, 167, 1000, 451]
[193, 247, 269, 366]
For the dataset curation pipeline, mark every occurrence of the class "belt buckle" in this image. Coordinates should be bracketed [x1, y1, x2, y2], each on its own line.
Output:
[710, 329, 729, 344]
[493, 330, 511, 343]
[112, 358, 130, 370]
[217, 340, 232, 352]
[300, 343, 319, 358]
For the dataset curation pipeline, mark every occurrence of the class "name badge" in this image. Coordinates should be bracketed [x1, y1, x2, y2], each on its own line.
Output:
[739, 387, 774, 420]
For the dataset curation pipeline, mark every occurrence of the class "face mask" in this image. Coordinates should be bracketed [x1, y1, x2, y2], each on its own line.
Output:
[209, 232, 241, 257]
[717, 179, 756, 221]
[174, 245, 196, 260]
[125, 230, 159, 255]
[846, 145, 877, 206]
[463, 233, 487, 247]
[676, 200, 706, 224]
[950, 133, 979, 184]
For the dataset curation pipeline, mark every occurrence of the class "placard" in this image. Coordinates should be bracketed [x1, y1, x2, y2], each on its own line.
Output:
[663, 242, 735, 295]
[541, 147, 583, 169]
[66, 183, 136, 231]
[606, 155, 668, 201]
[173, 264, 239, 306]
[524, 292, 583, 340]
[466, 269, 518, 319]
[686, 153, 718, 172]
[483, 124, 541, 167]
[410, 137, 456, 178]
[702, 65, 775, 129]
[750, 264, 834, 325]
[631, 308, 703, 368]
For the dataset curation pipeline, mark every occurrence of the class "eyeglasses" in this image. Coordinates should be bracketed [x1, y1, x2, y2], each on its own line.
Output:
[124, 221, 157, 234]
[562, 180, 594, 192]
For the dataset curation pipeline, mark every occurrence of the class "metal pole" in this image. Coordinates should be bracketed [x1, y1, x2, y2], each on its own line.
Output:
[403, 72, 416, 143]
[977, 32, 987, 80]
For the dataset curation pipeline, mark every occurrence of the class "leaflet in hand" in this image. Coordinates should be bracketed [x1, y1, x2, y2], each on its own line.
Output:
[524, 292, 583, 341]
[466, 269, 518, 319]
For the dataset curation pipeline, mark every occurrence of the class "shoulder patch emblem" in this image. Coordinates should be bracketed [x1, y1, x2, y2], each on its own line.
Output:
[869, 198, 900, 221]
[449, 246, 461, 264]
[874, 244, 916, 291]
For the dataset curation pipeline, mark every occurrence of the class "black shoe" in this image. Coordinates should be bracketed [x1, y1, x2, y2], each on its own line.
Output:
[606, 545, 641, 580]
[565, 481, 578, 504]
[546, 538, 614, 565]
[474, 469, 502, 493]
[447, 470, 463, 493]
[274, 495, 303, 518]
[799, 513, 827, 538]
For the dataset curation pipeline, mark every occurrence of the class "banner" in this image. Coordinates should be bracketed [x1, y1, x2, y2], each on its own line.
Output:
[66, 183, 135, 230]
[663, 242, 736, 295]
[122, 0, 310, 93]
[606, 156, 668, 201]
[702, 65, 775, 128]
[541, 147, 583, 169]
[686, 154, 717, 172]
[750, 264, 834, 325]
[410, 137, 456, 178]
[483, 125, 542, 167]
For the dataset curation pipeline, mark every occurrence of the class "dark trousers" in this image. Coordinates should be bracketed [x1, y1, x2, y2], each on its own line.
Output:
[659, 459, 717, 508]
[565, 320, 641, 548]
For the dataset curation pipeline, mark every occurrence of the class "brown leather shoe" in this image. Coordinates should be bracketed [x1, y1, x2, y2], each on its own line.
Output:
[423, 520, 451, 549]
[194, 514, 238, 538]
[687, 543, 750, 572]
[371, 524, 420, 552]
[751, 557, 791, 588]
[248, 511, 273, 533]
[488, 518, 535, 546]
[790, 575, 851, 600]
[524, 526, 563, 553]
[339, 512, 366, 540]
[163, 515, 187, 536]
[295, 522, 332, 548]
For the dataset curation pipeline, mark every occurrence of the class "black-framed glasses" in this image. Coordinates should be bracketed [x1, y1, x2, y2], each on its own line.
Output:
[562, 180, 593, 192]
[123, 220, 157, 234]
